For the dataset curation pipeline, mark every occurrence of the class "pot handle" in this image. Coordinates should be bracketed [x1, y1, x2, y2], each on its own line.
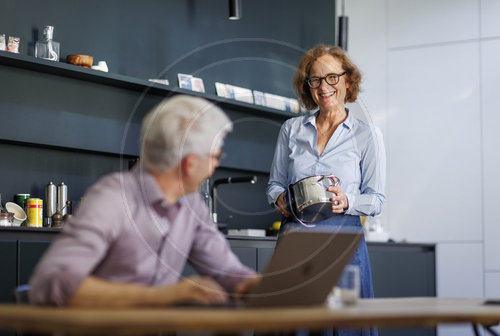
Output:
[318, 174, 340, 187]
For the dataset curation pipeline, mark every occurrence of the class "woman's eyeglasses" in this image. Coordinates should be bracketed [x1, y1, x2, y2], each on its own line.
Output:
[306, 71, 347, 88]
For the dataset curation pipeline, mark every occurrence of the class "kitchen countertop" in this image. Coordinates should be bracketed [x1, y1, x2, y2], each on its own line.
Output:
[0, 226, 435, 249]
[0, 226, 62, 241]
[0, 226, 61, 233]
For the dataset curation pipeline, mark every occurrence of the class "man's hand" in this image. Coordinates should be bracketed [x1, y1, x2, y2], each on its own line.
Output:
[68, 275, 228, 308]
[175, 276, 228, 305]
[233, 275, 262, 300]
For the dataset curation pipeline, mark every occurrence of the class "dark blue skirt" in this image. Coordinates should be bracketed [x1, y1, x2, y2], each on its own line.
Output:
[278, 214, 378, 336]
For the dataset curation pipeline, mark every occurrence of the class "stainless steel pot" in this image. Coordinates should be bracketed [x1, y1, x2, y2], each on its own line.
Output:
[285, 175, 339, 223]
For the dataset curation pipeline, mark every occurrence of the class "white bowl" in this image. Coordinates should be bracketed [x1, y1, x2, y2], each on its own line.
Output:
[5, 202, 27, 226]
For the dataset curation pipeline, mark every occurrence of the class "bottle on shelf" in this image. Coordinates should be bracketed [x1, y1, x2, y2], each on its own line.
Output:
[0, 193, 14, 226]
[57, 182, 68, 216]
[35, 25, 60, 61]
[45, 182, 56, 227]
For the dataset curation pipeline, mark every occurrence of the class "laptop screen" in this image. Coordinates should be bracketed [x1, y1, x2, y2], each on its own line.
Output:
[244, 230, 362, 307]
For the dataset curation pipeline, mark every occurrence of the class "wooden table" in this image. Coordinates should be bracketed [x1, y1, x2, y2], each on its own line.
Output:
[0, 298, 499, 335]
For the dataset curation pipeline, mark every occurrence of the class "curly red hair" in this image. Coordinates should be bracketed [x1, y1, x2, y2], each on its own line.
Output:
[293, 45, 362, 110]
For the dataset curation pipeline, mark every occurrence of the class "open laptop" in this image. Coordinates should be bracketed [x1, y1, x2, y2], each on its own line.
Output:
[239, 230, 362, 307]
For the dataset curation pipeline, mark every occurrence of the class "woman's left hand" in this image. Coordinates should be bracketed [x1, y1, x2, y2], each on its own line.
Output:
[327, 185, 349, 213]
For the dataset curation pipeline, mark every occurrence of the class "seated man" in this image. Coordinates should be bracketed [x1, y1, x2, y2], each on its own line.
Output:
[29, 95, 259, 307]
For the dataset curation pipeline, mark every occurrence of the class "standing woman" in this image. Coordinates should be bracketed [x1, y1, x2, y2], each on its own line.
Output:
[267, 45, 385, 336]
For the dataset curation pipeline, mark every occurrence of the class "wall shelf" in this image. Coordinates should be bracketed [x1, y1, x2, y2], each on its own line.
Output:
[0, 133, 270, 175]
[0, 50, 284, 212]
[0, 138, 137, 159]
[0, 51, 296, 121]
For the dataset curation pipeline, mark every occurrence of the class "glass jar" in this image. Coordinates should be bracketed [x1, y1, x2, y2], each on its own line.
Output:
[0, 210, 14, 226]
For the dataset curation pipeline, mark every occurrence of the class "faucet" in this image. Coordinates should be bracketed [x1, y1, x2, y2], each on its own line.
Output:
[210, 176, 258, 224]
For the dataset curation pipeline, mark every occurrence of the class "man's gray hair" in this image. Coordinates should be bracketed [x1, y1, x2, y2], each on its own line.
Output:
[140, 95, 232, 173]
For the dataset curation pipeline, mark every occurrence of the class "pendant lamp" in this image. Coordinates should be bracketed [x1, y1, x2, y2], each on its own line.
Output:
[337, 0, 348, 50]
[229, 0, 241, 20]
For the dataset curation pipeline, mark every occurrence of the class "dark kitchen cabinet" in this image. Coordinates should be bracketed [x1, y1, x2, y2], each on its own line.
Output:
[368, 243, 435, 298]
[0, 229, 436, 313]
[0, 239, 51, 304]
[183, 246, 257, 277]
[231, 247, 257, 270]
[257, 247, 274, 272]
[0, 241, 17, 303]
[17, 241, 51, 286]
[368, 243, 436, 336]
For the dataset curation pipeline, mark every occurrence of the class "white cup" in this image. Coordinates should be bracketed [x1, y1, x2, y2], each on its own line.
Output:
[5, 202, 27, 226]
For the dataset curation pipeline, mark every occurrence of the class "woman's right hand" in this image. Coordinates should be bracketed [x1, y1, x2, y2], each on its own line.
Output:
[276, 192, 291, 218]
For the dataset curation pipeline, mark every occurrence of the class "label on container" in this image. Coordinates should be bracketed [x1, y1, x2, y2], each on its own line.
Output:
[27, 198, 43, 228]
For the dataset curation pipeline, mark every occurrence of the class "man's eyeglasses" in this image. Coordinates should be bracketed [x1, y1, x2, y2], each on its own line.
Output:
[211, 152, 226, 163]
[306, 71, 347, 89]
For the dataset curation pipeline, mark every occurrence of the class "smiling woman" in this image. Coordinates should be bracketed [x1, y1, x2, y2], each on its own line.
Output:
[266, 45, 386, 336]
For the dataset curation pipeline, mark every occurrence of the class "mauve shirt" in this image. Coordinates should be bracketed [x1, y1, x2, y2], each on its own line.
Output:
[29, 164, 256, 306]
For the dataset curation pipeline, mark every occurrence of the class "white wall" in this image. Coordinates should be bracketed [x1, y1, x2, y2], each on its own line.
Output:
[341, 0, 390, 230]
[345, 0, 500, 335]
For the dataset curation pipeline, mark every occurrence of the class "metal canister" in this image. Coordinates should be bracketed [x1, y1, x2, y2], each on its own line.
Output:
[26, 198, 43, 227]
[45, 182, 56, 227]
[57, 182, 68, 216]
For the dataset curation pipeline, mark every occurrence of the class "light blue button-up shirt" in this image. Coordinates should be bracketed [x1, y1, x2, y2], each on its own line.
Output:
[267, 110, 386, 216]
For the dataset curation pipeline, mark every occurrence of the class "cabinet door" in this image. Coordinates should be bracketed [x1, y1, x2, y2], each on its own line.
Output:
[257, 247, 274, 272]
[368, 247, 435, 298]
[232, 247, 257, 271]
[0, 241, 17, 303]
[182, 246, 257, 277]
[18, 241, 51, 285]
[368, 246, 436, 336]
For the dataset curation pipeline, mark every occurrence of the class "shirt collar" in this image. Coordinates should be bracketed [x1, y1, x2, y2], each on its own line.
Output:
[303, 107, 353, 130]
[343, 108, 353, 129]
[303, 112, 317, 126]
[132, 163, 184, 209]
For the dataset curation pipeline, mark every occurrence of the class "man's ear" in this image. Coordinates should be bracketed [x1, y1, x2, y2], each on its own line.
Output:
[181, 153, 197, 177]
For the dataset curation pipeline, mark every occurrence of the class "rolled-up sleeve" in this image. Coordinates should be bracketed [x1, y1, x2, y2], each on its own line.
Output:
[187, 196, 256, 291]
[29, 179, 119, 306]
[267, 121, 291, 205]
